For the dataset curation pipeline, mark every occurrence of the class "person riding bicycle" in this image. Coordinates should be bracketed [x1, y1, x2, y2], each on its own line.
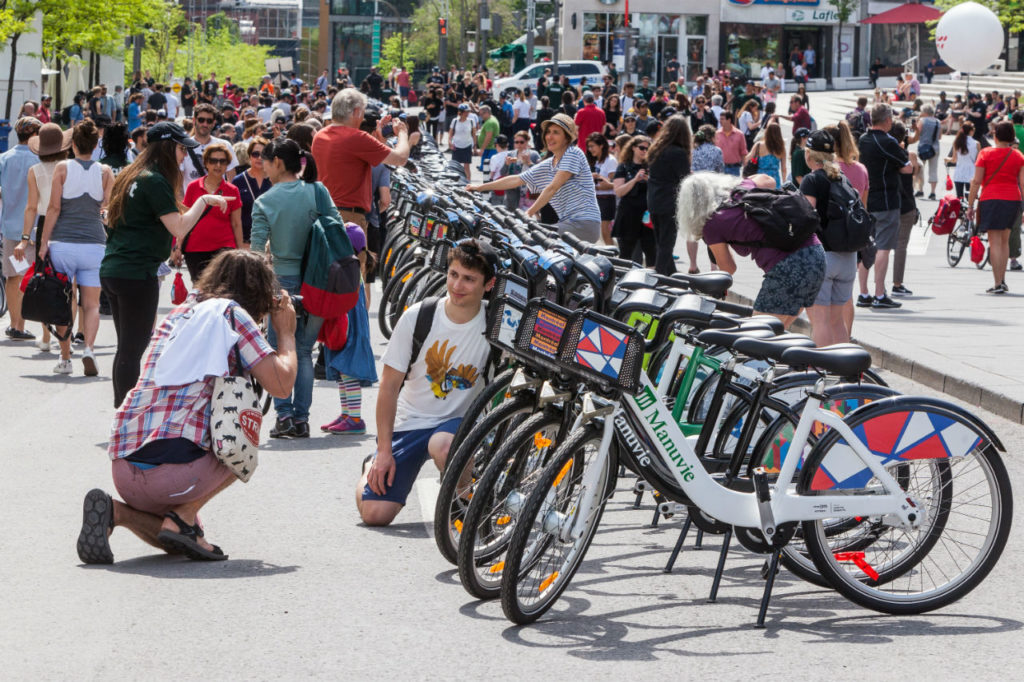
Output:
[357, 239, 498, 527]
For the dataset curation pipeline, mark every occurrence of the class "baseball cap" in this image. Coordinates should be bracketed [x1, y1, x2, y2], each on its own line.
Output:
[458, 103, 470, 111]
[455, 238, 499, 280]
[793, 127, 811, 139]
[806, 130, 835, 153]
[146, 121, 199, 147]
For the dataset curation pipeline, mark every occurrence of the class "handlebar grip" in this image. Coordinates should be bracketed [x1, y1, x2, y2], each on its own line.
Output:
[712, 299, 754, 317]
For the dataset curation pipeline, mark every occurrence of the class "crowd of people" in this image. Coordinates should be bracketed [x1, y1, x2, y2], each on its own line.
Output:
[1, 59, 1020, 560]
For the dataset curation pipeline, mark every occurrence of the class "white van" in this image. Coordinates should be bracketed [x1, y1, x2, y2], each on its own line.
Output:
[493, 61, 608, 96]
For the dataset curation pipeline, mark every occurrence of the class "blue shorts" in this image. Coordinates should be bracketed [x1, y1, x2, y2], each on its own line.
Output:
[48, 241, 105, 288]
[362, 417, 462, 505]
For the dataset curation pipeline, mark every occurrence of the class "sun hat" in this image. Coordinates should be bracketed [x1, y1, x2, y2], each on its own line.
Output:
[146, 121, 199, 148]
[28, 122, 72, 156]
[541, 113, 578, 143]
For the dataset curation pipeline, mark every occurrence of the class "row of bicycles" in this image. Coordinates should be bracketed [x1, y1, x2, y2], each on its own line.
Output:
[374, 151, 1013, 628]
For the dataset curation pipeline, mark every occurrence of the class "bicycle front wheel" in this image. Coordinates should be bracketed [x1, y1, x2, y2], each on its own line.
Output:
[500, 421, 617, 625]
[801, 404, 1012, 614]
[946, 228, 966, 267]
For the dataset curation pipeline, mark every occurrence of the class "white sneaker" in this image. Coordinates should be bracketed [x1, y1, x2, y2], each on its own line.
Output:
[53, 359, 72, 375]
[82, 348, 98, 377]
[37, 339, 53, 352]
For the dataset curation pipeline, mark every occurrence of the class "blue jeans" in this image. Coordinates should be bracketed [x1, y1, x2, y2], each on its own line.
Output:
[479, 148, 496, 171]
[267, 275, 323, 421]
[724, 164, 741, 177]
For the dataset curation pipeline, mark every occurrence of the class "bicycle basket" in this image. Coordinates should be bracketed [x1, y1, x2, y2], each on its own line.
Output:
[512, 299, 645, 395]
[429, 240, 452, 273]
[485, 272, 530, 353]
[407, 211, 425, 238]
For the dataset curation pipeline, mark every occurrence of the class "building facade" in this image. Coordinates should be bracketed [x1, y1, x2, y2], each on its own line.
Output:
[557, 0, 881, 85]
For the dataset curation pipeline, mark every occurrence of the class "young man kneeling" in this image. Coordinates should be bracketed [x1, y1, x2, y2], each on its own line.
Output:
[356, 240, 497, 526]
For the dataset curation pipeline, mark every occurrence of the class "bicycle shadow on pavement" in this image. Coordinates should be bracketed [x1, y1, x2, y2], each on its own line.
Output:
[82, 555, 301, 579]
[359, 521, 430, 539]
[496, 591, 1022, 661]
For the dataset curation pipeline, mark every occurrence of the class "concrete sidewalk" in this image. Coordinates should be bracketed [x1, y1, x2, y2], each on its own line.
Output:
[673, 222, 1024, 424]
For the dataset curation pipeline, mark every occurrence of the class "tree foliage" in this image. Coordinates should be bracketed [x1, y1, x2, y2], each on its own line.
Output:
[933, 1, 1019, 41]
[404, 0, 537, 71]
[41, 0, 164, 62]
[376, 34, 414, 75]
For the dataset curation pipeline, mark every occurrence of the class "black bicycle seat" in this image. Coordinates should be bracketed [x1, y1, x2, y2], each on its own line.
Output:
[733, 333, 816, 363]
[660, 294, 718, 327]
[671, 271, 733, 299]
[781, 343, 873, 376]
[696, 327, 777, 350]
[745, 315, 785, 334]
[613, 288, 671, 320]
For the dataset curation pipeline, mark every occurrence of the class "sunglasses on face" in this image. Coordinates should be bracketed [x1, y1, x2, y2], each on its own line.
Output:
[250, 150, 262, 158]
[197, 117, 215, 124]
[636, 146, 649, 151]
[207, 157, 229, 165]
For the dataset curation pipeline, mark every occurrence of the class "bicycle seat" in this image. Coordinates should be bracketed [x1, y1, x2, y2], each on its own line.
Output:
[696, 327, 776, 350]
[671, 272, 733, 299]
[660, 293, 718, 328]
[781, 343, 873, 376]
[745, 315, 785, 334]
[615, 269, 658, 292]
[732, 333, 816, 363]
[613, 288, 671, 320]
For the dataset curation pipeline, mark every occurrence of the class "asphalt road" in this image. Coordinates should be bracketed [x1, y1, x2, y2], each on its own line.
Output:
[1, 275, 1022, 680]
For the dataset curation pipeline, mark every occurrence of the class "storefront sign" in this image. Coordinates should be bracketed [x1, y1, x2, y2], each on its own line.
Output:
[787, 7, 839, 23]
[728, 0, 819, 6]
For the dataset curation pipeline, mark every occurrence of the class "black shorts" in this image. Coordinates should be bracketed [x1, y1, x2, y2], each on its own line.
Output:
[452, 145, 473, 164]
[597, 195, 616, 221]
[978, 199, 1022, 231]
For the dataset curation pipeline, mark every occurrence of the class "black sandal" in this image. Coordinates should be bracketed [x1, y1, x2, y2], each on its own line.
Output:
[157, 511, 228, 561]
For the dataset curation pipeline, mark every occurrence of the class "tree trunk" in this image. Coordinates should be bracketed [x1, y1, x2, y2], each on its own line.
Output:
[5, 32, 20, 121]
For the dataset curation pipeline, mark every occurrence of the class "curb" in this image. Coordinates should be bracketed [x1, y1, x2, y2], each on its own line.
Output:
[724, 291, 1024, 425]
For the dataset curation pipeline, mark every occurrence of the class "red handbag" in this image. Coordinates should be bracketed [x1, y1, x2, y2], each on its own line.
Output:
[945, 174, 953, 191]
[970, 235, 986, 264]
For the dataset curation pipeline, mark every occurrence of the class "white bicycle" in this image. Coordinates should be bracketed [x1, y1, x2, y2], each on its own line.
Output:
[498, 299, 1013, 626]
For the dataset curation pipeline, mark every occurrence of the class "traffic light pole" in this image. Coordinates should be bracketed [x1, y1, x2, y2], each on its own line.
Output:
[438, 15, 448, 71]
[552, 0, 560, 77]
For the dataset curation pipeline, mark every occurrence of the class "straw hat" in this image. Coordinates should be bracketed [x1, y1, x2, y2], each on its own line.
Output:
[28, 122, 72, 156]
[541, 113, 577, 144]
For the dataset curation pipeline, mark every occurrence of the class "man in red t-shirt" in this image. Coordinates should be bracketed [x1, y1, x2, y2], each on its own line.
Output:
[311, 88, 411, 229]
[573, 91, 606, 150]
[779, 95, 811, 131]
[396, 67, 412, 106]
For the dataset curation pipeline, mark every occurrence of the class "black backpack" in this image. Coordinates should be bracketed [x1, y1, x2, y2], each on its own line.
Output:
[721, 187, 821, 251]
[845, 108, 868, 139]
[822, 175, 875, 252]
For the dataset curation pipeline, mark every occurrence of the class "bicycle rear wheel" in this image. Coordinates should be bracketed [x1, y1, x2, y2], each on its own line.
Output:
[500, 421, 617, 625]
[800, 403, 1012, 614]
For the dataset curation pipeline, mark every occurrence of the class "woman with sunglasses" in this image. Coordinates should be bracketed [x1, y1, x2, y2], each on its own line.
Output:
[232, 136, 271, 247]
[612, 135, 654, 266]
[101, 122, 230, 408]
[178, 145, 243, 281]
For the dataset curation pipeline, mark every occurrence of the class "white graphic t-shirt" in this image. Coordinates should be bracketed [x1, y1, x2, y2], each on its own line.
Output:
[382, 297, 489, 432]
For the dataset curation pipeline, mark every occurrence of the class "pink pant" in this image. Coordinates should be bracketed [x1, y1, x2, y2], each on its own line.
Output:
[112, 453, 234, 516]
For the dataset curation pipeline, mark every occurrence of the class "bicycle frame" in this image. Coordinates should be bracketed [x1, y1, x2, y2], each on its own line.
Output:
[569, 374, 923, 541]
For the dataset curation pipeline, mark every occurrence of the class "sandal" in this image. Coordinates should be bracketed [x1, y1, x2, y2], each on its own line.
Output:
[157, 511, 228, 561]
[77, 489, 115, 564]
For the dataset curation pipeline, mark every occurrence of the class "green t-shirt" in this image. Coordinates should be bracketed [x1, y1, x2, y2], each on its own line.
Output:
[101, 169, 179, 280]
[477, 117, 500, 150]
[1014, 124, 1024, 153]
[791, 145, 811, 183]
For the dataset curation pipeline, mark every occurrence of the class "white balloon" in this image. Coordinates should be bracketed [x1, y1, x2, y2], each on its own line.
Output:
[936, 2, 1004, 73]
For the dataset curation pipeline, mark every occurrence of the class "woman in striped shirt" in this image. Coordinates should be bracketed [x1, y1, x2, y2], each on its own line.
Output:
[465, 114, 602, 242]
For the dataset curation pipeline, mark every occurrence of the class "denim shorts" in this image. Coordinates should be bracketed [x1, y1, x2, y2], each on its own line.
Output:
[754, 244, 827, 316]
[48, 241, 105, 288]
[362, 418, 462, 505]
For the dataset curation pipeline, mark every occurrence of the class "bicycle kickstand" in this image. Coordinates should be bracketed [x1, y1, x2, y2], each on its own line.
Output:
[693, 527, 704, 549]
[755, 547, 782, 628]
[663, 513, 693, 573]
[707, 527, 733, 603]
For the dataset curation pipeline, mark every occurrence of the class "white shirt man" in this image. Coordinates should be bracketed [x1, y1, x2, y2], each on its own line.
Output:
[164, 92, 180, 120]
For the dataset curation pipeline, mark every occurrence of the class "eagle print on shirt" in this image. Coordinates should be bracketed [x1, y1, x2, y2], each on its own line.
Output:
[425, 339, 480, 399]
